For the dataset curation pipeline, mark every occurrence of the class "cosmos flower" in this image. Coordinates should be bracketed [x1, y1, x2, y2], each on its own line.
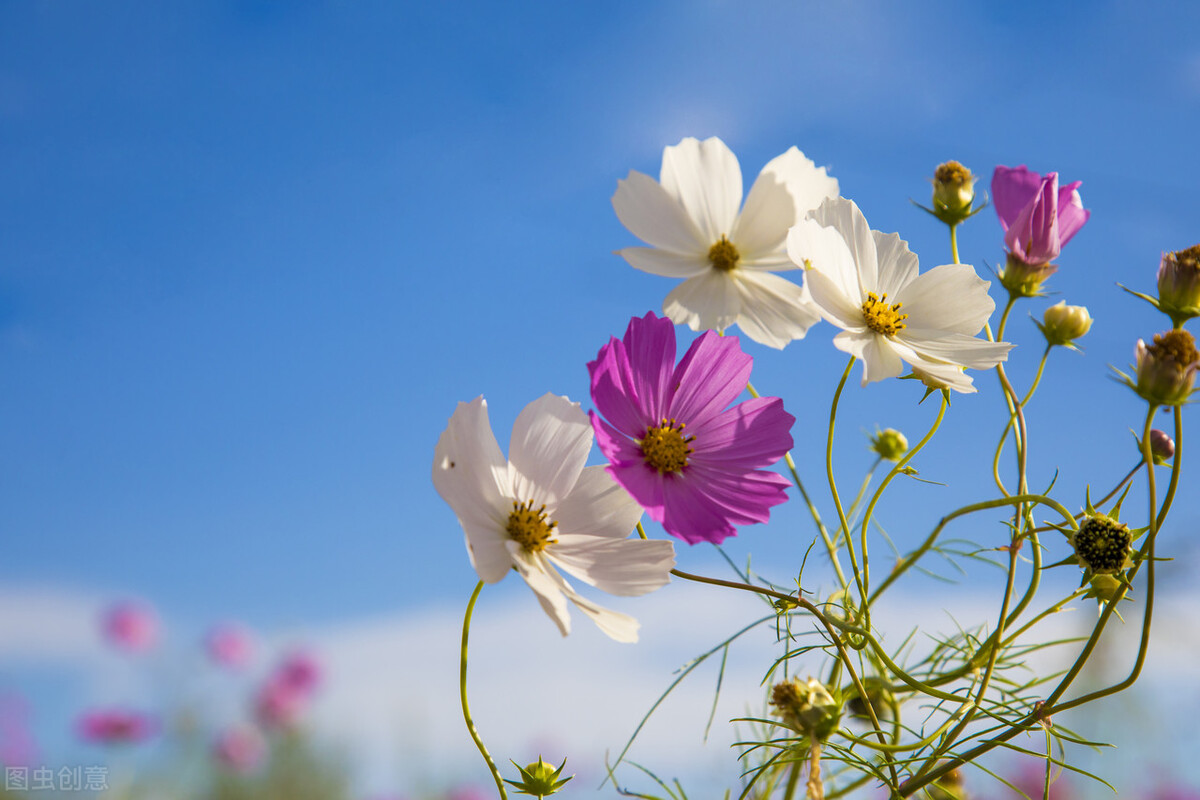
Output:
[213, 725, 266, 773]
[786, 196, 1012, 393]
[76, 710, 157, 745]
[588, 312, 794, 545]
[612, 136, 838, 348]
[204, 622, 255, 669]
[101, 601, 158, 653]
[432, 393, 675, 643]
[254, 650, 322, 729]
[992, 165, 1089, 266]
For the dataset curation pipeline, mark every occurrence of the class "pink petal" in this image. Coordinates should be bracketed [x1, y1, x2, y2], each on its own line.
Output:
[667, 330, 753, 425]
[687, 396, 794, 467]
[990, 165, 1043, 231]
[1055, 180, 1090, 246]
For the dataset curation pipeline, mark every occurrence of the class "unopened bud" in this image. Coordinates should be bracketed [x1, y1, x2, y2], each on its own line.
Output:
[928, 766, 968, 800]
[770, 677, 841, 741]
[846, 677, 894, 724]
[1157, 244, 1200, 325]
[504, 756, 573, 798]
[870, 428, 909, 461]
[1148, 429, 1175, 462]
[1134, 329, 1200, 407]
[931, 161, 976, 226]
[1039, 301, 1092, 347]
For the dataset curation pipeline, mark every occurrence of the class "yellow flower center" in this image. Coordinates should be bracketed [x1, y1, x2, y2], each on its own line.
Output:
[505, 500, 557, 552]
[640, 418, 695, 474]
[861, 292, 908, 336]
[708, 235, 740, 272]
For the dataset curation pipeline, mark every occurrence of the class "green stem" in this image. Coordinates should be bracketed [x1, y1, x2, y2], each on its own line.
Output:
[781, 757, 802, 800]
[827, 357, 868, 618]
[949, 223, 960, 265]
[460, 581, 507, 799]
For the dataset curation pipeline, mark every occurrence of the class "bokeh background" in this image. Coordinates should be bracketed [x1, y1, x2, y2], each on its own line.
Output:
[2, 1, 1199, 797]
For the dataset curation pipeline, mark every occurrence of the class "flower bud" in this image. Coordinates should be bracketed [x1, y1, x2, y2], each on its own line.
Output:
[1134, 329, 1200, 407]
[1039, 301, 1092, 347]
[1069, 515, 1133, 575]
[870, 428, 908, 461]
[927, 767, 968, 800]
[999, 253, 1057, 298]
[931, 161, 976, 225]
[1148, 429, 1175, 463]
[1087, 573, 1124, 603]
[845, 677, 895, 723]
[1157, 244, 1200, 325]
[504, 756, 573, 797]
[770, 677, 841, 741]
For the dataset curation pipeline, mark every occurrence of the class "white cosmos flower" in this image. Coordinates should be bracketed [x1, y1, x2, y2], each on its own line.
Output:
[431, 393, 676, 643]
[612, 136, 839, 349]
[786, 197, 1013, 393]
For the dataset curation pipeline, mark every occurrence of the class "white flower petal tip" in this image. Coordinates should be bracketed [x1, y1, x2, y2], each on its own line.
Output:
[796, 198, 1011, 393]
[614, 137, 838, 348]
[432, 395, 674, 642]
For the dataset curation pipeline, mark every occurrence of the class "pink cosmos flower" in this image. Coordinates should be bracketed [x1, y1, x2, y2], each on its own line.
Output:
[991, 165, 1090, 266]
[76, 709, 157, 745]
[101, 601, 158, 653]
[254, 650, 322, 729]
[204, 622, 255, 669]
[213, 724, 266, 773]
[275, 650, 321, 693]
[588, 312, 794, 545]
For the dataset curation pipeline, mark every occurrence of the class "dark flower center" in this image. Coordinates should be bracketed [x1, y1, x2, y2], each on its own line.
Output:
[1146, 329, 1200, 371]
[506, 500, 557, 552]
[641, 418, 695, 474]
[861, 292, 908, 336]
[1073, 516, 1132, 573]
[708, 235, 740, 272]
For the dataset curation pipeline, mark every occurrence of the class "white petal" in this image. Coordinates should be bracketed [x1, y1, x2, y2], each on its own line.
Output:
[509, 544, 571, 637]
[618, 246, 710, 278]
[872, 230, 919, 299]
[833, 330, 906, 386]
[548, 536, 675, 596]
[731, 270, 822, 348]
[808, 197, 879, 291]
[508, 394, 592, 508]
[613, 170, 708, 254]
[906, 358, 978, 394]
[758, 146, 838, 219]
[660, 137, 742, 243]
[895, 264, 996, 336]
[900, 331, 1013, 370]
[787, 217, 862, 307]
[542, 566, 641, 643]
[730, 168, 793, 259]
[804, 263, 868, 333]
[663, 271, 740, 333]
[431, 397, 513, 583]
[553, 466, 643, 539]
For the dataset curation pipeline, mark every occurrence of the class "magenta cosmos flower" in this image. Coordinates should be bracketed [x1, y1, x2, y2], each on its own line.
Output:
[101, 601, 158, 653]
[588, 312, 794, 544]
[991, 165, 1090, 266]
[76, 709, 157, 745]
[204, 622, 255, 669]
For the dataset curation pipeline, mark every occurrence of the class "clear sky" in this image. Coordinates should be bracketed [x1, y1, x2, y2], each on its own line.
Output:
[2, 1, 1199, 796]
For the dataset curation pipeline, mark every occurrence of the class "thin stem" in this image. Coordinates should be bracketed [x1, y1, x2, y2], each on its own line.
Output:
[827, 357, 867, 613]
[948, 223, 960, 266]
[460, 581, 508, 799]
[782, 757, 802, 800]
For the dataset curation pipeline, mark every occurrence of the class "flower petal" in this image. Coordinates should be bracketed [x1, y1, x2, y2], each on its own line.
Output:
[688, 396, 794, 468]
[808, 196, 879, 291]
[833, 330, 905, 385]
[613, 170, 708, 253]
[899, 330, 1013, 370]
[589, 336, 650, 439]
[618, 246, 710, 278]
[552, 465, 644, 539]
[787, 215, 861, 309]
[668, 330, 752, 425]
[547, 536, 675, 596]
[908, 359, 978, 393]
[894, 263, 996, 336]
[663, 271, 741, 334]
[508, 544, 571, 637]
[682, 464, 791, 527]
[730, 168, 793, 259]
[544, 568, 641, 643]
[872, 229, 919, 299]
[758, 146, 839, 221]
[804, 264, 868, 332]
[508, 394, 592, 508]
[1056, 180, 1090, 246]
[432, 397, 513, 583]
[660, 136, 742, 244]
[990, 165, 1043, 231]
[658, 477, 740, 544]
[729, 271, 822, 348]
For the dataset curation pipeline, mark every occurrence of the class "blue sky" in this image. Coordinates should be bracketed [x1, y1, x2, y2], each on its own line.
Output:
[3, 0, 1200, 796]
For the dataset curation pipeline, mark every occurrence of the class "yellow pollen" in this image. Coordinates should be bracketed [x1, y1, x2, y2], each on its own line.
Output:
[640, 418, 695, 474]
[708, 235, 740, 272]
[505, 500, 558, 552]
[861, 292, 908, 336]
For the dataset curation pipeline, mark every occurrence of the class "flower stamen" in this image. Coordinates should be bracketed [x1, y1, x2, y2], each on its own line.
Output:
[861, 292, 908, 336]
[640, 418, 695, 474]
[708, 235, 740, 273]
[506, 500, 558, 552]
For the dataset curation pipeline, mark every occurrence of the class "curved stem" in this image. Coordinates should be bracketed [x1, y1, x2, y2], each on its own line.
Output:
[827, 357, 867, 615]
[460, 581, 508, 799]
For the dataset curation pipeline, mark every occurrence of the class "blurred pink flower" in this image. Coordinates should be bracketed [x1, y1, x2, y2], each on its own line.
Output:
[76, 709, 157, 745]
[276, 649, 321, 693]
[0, 693, 39, 767]
[204, 622, 255, 669]
[213, 725, 266, 773]
[101, 601, 158, 653]
[253, 649, 322, 729]
[1007, 758, 1077, 800]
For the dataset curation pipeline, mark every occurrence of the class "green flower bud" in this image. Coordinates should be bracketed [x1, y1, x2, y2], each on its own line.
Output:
[504, 756, 573, 798]
[770, 677, 842, 741]
[845, 676, 895, 723]
[870, 428, 909, 461]
[1038, 301, 1092, 348]
[1070, 515, 1134, 575]
[927, 766, 968, 800]
[1134, 329, 1200, 407]
[1157, 244, 1200, 325]
[931, 161, 976, 226]
[999, 253, 1056, 299]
